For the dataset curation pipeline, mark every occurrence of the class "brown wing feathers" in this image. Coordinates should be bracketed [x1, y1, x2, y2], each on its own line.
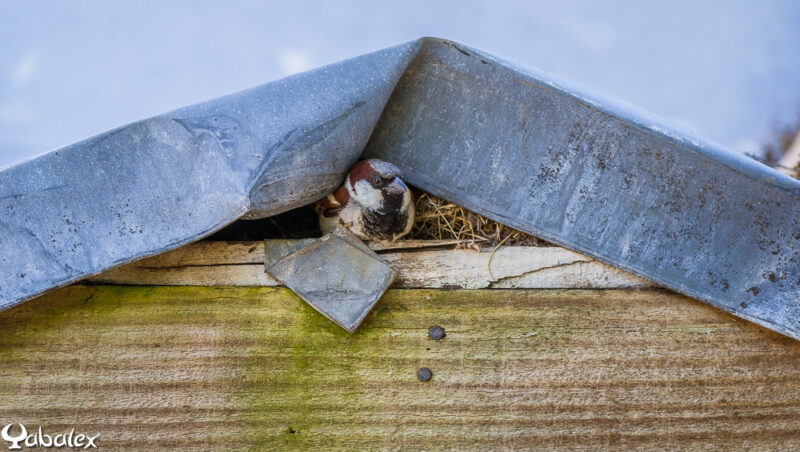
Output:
[315, 185, 350, 218]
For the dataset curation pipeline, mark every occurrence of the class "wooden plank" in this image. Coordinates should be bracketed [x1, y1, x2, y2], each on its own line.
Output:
[87, 241, 653, 289]
[1, 285, 799, 450]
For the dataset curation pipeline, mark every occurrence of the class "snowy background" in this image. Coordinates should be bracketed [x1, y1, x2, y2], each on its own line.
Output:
[1, 0, 799, 167]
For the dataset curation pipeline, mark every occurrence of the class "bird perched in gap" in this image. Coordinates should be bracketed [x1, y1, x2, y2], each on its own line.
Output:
[316, 159, 414, 242]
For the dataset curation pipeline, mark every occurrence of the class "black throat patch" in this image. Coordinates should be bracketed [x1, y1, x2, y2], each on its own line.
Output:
[361, 208, 409, 241]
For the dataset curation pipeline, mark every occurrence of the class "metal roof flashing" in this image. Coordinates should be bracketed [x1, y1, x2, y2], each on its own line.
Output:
[1, 37, 798, 340]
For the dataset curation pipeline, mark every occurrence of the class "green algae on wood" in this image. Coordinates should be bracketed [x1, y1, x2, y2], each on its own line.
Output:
[0, 286, 800, 450]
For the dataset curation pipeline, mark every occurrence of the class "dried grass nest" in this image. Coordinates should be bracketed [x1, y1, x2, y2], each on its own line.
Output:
[408, 190, 546, 248]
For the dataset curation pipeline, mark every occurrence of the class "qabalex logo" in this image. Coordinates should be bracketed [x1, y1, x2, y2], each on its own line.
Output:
[1, 424, 99, 449]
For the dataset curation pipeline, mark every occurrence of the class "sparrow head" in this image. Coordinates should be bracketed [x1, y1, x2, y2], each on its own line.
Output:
[346, 159, 410, 213]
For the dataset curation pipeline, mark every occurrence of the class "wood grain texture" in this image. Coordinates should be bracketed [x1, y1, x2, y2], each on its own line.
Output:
[86, 241, 652, 289]
[1, 285, 799, 450]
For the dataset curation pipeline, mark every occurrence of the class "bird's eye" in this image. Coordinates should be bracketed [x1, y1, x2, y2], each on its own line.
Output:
[370, 175, 382, 187]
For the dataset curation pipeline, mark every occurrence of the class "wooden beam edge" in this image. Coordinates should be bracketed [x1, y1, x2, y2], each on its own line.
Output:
[85, 240, 656, 290]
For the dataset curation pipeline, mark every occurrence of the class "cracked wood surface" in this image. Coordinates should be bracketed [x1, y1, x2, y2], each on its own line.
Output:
[86, 240, 653, 289]
[1, 285, 799, 450]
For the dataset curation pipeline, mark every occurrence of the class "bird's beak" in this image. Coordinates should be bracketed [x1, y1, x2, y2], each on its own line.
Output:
[383, 178, 407, 195]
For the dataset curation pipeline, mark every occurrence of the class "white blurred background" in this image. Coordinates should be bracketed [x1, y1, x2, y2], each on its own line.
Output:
[1, 0, 799, 167]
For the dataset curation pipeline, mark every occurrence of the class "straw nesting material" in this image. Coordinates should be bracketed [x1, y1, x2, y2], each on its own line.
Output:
[409, 191, 546, 248]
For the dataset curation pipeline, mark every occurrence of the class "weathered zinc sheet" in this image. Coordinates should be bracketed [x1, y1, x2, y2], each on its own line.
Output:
[364, 41, 800, 340]
[0, 40, 422, 310]
[1, 38, 799, 340]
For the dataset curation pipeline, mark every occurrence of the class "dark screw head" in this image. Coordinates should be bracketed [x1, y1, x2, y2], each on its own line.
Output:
[428, 325, 446, 341]
[417, 367, 433, 382]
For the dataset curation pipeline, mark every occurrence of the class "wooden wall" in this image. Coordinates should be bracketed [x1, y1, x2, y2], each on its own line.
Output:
[1, 282, 799, 450]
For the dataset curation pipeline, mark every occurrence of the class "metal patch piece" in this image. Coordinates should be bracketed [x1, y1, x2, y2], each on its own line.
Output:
[263, 239, 316, 268]
[266, 228, 397, 333]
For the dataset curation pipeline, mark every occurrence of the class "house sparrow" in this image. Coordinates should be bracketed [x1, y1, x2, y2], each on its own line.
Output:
[316, 159, 414, 242]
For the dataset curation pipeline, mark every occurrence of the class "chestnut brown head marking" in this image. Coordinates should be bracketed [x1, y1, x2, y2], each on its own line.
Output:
[347, 160, 377, 194]
[348, 159, 404, 194]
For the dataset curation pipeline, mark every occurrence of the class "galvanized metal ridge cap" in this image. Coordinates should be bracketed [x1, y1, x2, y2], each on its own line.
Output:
[438, 37, 800, 195]
[409, 170, 800, 341]
[0, 38, 429, 311]
[1, 36, 796, 337]
[242, 39, 425, 207]
[5, 36, 793, 196]
[0, 39, 425, 176]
